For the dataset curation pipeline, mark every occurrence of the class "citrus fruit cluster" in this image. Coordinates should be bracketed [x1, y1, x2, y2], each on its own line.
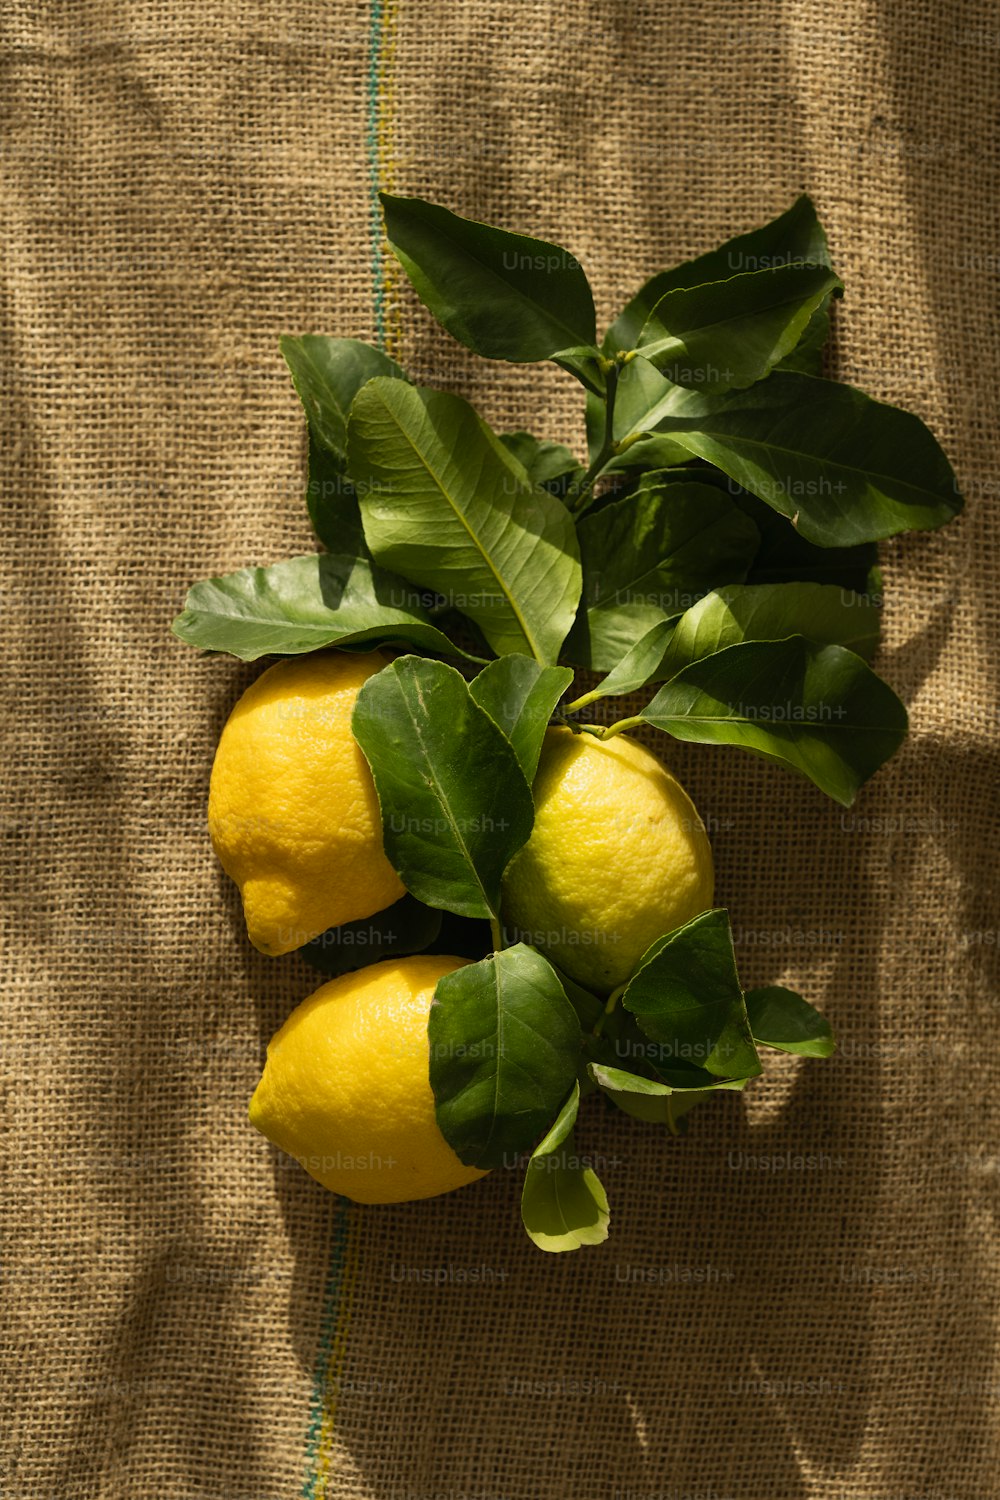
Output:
[178, 191, 960, 1247]
[211, 651, 715, 1205]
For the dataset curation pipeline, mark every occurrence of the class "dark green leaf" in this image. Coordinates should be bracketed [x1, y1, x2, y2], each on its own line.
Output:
[734, 486, 880, 593]
[380, 193, 596, 361]
[551, 345, 607, 396]
[468, 656, 573, 782]
[588, 1003, 751, 1093]
[499, 431, 585, 497]
[347, 378, 582, 664]
[430, 944, 582, 1168]
[745, 985, 836, 1057]
[351, 655, 534, 919]
[171, 553, 476, 663]
[637, 264, 842, 394]
[637, 371, 964, 547]
[571, 618, 679, 707]
[563, 482, 759, 671]
[587, 1063, 676, 1124]
[300, 895, 442, 977]
[306, 434, 363, 553]
[606, 195, 832, 352]
[594, 431, 695, 476]
[587, 1061, 749, 1127]
[640, 636, 908, 805]
[520, 1082, 610, 1252]
[553, 969, 606, 1032]
[280, 335, 406, 457]
[652, 1059, 754, 1090]
[659, 582, 881, 671]
[623, 910, 762, 1080]
[775, 298, 831, 375]
[633, 466, 722, 491]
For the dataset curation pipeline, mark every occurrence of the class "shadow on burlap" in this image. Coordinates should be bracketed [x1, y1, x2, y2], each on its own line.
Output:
[3, 2, 998, 1497]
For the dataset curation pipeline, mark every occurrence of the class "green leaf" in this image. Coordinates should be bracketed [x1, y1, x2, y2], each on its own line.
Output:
[554, 970, 606, 1032]
[734, 486, 880, 593]
[171, 553, 476, 663]
[306, 434, 363, 553]
[587, 1061, 749, 1127]
[520, 1082, 610, 1252]
[589, 1004, 753, 1094]
[281, 338, 404, 554]
[587, 1063, 676, 1123]
[563, 481, 759, 671]
[623, 910, 762, 1081]
[300, 894, 442, 977]
[430, 944, 582, 1168]
[659, 582, 881, 671]
[468, 656, 573, 783]
[347, 378, 582, 664]
[280, 335, 407, 458]
[351, 655, 534, 919]
[606, 195, 832, 353]
[576, 618, 679, 702]
[595, 432, 695, 476]
[745, 986, 836, 1058]
[636, 370, 964, 547]
[633, 466, 718, 491]
[380, 193, 596, 361]
[551, 345, 607, 396]
[775, 299, 831, 375]
[499, 431, 585, 497]
[637, 264, 842, 394]
[639, 636, 908, 806]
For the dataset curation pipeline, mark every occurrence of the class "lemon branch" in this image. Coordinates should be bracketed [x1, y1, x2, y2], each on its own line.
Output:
[566, 351, 637, 517]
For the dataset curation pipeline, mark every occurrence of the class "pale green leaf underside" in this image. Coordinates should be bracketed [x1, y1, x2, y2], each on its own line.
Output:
[171, 553, 471, 663]
[520, 1082, 610, 1252]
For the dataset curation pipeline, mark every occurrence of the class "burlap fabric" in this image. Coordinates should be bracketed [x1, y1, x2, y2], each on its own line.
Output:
[4, 3, 998, 1497]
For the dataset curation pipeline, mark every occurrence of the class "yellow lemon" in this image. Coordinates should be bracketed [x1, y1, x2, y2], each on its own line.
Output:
[502, 728, 714, 992]
[249, 955, 488, 1204]
[208, 651, 405, 956]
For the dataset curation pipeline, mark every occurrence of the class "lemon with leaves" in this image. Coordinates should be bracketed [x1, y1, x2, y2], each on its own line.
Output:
[208, 651, 405, 956]
[502, 728, 714, 992]
[249, 955, 488, 1204]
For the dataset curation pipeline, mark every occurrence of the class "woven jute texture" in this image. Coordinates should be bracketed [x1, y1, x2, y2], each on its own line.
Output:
[3, 3, 998, 1497]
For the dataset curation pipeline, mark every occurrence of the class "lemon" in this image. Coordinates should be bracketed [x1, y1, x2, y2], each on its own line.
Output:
[208, 651, 405, 956]
[249, 955, 489, 1204]
[502, 728, 713, 992]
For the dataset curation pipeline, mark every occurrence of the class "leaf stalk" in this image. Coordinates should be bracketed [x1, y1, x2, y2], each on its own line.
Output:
[591, 982, 626, 1039]
[593, 715, 644, 741]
